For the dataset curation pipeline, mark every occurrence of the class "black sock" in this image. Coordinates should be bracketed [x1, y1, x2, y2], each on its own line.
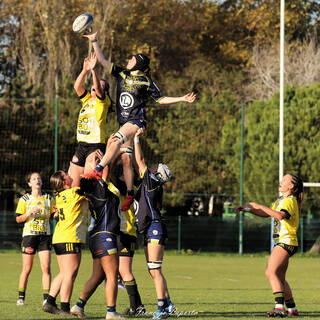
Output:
[43, 290, 49, 301]
[124, 279, 142, 309]
[76, 298, 86, 308]
[127, 190, 134, 196]
[273, 292, 284, 306]
[61, 302, 70, 312]
[47, 295, 56, 306]
[285, 298, 296, 309]
[18, 289, 25, 300]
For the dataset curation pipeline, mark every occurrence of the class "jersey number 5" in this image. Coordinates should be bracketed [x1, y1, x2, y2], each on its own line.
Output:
[59, 208, 65, 221]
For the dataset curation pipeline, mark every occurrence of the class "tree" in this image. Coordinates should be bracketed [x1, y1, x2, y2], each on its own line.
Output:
[222, 84, 320, 212]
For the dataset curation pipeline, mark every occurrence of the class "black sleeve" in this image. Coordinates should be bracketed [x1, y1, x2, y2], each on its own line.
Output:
[79, 90, 88, 99]
[280, 209, 291, 219]
[111, 64, 125, 78]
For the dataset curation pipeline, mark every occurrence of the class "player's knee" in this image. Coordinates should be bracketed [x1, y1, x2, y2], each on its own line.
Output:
[120, 146, 133, 157]
[147, 261, 162, 276]
[115, 131, 128, 145]
[265, 267, 273, 279]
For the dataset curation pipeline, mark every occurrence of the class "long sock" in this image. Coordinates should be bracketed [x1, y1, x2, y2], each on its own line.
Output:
[124, 279, 142, 309]
[18, 288, 25, 300]
[61, 302, 70, 312]
[43, 289, 49, 301]
[285, 297, 297, 312]
[273, 292, 284, 309]
[166, 295, 172, 306]
[76, 298, 87, 308]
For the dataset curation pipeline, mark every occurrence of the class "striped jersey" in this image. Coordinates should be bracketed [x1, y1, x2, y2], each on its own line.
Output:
[16, 193, 55, 237]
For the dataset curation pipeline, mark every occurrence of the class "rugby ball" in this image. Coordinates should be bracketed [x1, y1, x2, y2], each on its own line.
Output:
[72, 13, 93, 33]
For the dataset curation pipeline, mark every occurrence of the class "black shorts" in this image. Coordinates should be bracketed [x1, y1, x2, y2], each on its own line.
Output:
[71, 142, 106, 167]
[21, 235, 52, 255]
[53, 243, 82, 255]
[143, 221, 168, 246]
[275, 243, 298, 257]
[117, 233, 136, 257]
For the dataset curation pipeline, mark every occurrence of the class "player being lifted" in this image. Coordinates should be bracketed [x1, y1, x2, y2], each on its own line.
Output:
[84, 31, 196, 211]
[69, 51, 111, 187]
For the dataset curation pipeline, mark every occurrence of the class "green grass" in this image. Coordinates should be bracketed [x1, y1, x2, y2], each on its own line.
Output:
[1, 250, 320, 319]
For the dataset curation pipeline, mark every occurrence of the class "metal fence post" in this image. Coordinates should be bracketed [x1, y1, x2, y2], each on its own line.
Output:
[239, 103, 245, 256]
[178, 215, 181, 252]
[300, 214, 304, 253]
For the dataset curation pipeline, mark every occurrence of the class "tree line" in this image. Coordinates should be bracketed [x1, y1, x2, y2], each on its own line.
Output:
[1, 0, 320, 214]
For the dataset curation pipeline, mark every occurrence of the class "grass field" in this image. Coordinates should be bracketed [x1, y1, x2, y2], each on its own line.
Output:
[1, 250, 320, 320]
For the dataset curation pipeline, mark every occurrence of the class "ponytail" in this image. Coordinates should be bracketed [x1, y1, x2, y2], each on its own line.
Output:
[289, 173, 304, 209]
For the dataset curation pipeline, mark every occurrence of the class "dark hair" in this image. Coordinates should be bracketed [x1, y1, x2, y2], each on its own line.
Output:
[50, 170, 65, 196]
[26, 172, 40, 184]
[288, 173, 304, 209]
[77, 177, 97, 196]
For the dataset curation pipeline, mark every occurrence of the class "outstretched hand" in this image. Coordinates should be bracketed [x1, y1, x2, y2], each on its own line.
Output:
[88, 52, 98, 70]
[135, 127, 145, 137]
[83, 31, 98, 42]
[183, 92, 197, 103]
[107, 134, 119, 149]
[83, 57, 91, 72]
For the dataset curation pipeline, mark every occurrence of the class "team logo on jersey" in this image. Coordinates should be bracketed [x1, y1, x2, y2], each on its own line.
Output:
[152, 229, 158, 235]
[119, 92, 134, 109]
[106, 237, 112, 242]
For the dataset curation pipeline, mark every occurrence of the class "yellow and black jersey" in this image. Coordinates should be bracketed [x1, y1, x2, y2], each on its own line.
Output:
[53, 187, 90, 244]
[120, 194, 137, 237]
[110, 64, 163, 126]
[106, 180, 137, 237]
[16, 193, 55, 237]
[271, 195, 299, 246]
[77, 90, 111, 144]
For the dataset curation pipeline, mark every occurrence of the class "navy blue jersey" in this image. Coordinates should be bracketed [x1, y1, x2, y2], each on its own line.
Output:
[86, 179, 120, 236]
[110, 64, 163, 125]
[134, 167, 163, 233]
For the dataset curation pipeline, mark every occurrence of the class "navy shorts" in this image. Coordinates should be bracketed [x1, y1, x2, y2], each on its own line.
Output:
[117, 232, 136, 257]
[89, 233, 118, 258]
[127, 120, 146, 129]
[72, 142, 106, 167]
[144, 221, 168, 246]
[21, 235, 51, 254]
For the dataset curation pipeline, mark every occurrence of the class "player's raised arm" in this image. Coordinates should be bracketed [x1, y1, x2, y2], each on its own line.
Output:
[133, 128, 146, 176]
[158, 92, 196, 105]
[88, 52, 104, 99]
[84, 32, 112, 72]
[74, 57, 90, 96]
